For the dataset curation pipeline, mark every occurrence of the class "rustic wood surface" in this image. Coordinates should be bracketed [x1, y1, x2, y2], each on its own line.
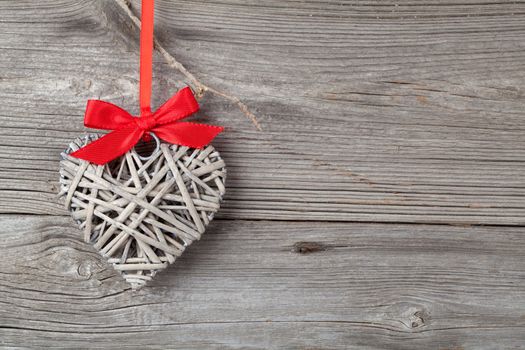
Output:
[0, 0, 524, 349]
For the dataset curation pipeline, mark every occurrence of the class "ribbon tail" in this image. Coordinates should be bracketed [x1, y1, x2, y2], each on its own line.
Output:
[71, 126, 144, 165]
[153, 122, 223, 149]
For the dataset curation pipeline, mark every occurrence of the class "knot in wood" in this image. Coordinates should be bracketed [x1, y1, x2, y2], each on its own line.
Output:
[292, 241, 326, 254]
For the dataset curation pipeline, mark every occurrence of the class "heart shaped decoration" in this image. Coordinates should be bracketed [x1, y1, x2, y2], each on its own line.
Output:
[59, 134, 226, 289]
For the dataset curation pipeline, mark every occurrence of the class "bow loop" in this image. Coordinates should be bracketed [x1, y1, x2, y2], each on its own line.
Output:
[71, 87, 223, 165]
[154, 87, 200, 125]
[84, 100, 134, 130]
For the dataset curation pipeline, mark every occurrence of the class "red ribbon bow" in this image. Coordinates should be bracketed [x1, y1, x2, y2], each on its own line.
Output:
[71, 87, 223, 165]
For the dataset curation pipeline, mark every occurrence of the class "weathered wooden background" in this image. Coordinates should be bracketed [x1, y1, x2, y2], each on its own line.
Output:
[1, 0, 524, 348]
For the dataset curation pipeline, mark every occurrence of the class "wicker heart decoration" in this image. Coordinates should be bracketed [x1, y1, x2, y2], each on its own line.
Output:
[59, 134, 226, 289]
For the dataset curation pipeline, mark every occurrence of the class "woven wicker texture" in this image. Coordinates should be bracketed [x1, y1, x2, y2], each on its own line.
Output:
[58, 134, 226, 289]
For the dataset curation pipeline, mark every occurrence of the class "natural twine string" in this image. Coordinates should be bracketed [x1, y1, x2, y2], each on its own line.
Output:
[59, 134, 226, 289]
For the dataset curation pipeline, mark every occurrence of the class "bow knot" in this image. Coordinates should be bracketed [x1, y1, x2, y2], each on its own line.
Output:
[71, 87, 223, 165]
[134, 114, 157, 131]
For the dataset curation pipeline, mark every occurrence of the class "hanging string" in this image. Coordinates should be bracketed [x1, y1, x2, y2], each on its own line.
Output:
[139, 0, 154, 116]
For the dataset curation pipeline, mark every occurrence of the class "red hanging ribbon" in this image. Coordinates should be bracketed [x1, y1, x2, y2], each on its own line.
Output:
[71, 0, 223, 165]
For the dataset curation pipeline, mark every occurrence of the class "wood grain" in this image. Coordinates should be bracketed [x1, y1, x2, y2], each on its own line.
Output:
[1, 215, 525, 349]
[1, 0, 525, 349]
[0, 0, 523, 224]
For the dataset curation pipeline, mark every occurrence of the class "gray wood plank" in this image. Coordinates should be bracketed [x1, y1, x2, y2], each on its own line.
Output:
[1, 215, 524, 349]
[1, 1, 525, 348]
[0, 0, 523, 224]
